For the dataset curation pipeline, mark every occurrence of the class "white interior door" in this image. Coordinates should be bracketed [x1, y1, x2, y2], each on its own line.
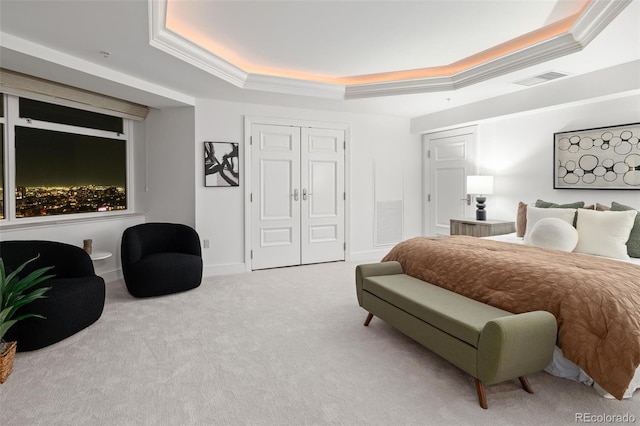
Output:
[251, 124, 301, 269]
[424, 127, 477, 236]
[301, 128, 345, 264]
[251, 124, 345, 269]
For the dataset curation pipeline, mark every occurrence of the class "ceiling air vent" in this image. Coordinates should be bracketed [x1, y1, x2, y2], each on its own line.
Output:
[513, 71, 570, 86]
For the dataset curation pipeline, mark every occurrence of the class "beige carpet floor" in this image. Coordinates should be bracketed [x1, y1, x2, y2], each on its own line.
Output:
[1, 261, 638, 425]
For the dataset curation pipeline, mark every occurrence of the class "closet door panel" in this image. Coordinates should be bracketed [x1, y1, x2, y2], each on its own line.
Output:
[251, 124, 301, 269]
[301, 128, 345, 264]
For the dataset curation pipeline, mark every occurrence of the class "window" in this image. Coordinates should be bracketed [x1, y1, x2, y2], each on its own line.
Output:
[0, 94, 131, 222]
[0, 123, 4, 219]
[15, 127, 126, 217]
[0, 125, 4, 220]
[0, 93, 4, 220]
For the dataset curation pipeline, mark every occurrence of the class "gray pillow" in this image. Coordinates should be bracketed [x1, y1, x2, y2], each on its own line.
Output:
[534, 199, 585, 209]
[611, 202, 640, 258]
[534, 199, 584, 226]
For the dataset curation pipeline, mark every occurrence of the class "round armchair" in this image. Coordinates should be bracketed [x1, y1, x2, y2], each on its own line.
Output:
[0, 240, 105, 351]
[121, 223, 203, 298]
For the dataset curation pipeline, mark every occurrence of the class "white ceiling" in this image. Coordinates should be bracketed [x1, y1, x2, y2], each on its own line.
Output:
[164, 0, 582, 78]
[0, 0, 638, 117]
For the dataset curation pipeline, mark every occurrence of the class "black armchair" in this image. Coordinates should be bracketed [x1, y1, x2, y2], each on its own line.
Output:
[121, 223, 203, 298]
[0, 240, 105, 351]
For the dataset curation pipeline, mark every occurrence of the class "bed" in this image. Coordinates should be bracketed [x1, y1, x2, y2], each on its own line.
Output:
[382, 202, 640, 400]
[487, 232, 640, 399]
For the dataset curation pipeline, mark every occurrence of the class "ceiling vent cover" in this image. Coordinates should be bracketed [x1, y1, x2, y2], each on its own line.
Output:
[513, 71, 570, 86]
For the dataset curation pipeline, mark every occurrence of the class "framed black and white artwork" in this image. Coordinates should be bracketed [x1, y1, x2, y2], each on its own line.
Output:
[204, 141, 239, 187]
[554, 122, 640, 189]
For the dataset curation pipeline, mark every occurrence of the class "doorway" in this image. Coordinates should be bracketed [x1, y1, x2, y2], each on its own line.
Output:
[423, 126, 477, 236]
[247, 120, 347, 270]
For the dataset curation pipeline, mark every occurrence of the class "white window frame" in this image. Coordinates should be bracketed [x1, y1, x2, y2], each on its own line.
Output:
[0, 93, 134, 227]
[0, 94, 6, 221]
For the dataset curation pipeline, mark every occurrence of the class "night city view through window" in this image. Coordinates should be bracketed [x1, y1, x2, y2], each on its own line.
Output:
[1, 123, 4, 219]
[15, 126, 126, 218]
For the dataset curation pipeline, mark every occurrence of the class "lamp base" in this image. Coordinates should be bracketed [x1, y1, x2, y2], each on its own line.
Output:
[475, 196, 487, 221]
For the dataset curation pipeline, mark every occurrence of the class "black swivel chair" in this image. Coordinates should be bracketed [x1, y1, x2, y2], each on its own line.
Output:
[121, 223, 203, 298]
[0, 240, 106, 351]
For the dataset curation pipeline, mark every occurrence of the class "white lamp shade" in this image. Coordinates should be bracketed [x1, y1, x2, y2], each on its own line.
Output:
[467, 175, 494, 195]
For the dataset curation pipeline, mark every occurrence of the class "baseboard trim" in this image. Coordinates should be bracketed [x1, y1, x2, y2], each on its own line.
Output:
[203, 263, 246, 277]
[100, 269, 122, 284]
[348, 249, 390, 263]
[106, 256, 394, 281]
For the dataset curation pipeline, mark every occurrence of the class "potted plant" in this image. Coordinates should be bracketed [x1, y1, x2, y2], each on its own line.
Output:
[0, 256, 54, 383]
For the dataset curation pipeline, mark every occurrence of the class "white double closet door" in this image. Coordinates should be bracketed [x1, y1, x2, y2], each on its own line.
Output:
[251, 124, 345, 270]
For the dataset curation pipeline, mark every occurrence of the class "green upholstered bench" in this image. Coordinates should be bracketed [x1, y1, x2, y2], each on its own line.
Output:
[355, 261, 557, 409]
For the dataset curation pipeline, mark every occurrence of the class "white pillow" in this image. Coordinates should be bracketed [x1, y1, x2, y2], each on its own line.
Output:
[574, 208, 638, 260]
[524, 206, 577, 244]
[528, 217, 579, 252]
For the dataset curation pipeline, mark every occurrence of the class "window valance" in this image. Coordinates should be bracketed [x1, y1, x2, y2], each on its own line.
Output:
[0, 68, 148, 121]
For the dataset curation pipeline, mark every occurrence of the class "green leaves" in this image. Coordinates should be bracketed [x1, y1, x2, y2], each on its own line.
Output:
[0, 256, 54, 342]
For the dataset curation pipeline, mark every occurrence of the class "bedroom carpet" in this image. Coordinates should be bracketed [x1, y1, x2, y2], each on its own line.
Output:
[1, 261, 638, 425]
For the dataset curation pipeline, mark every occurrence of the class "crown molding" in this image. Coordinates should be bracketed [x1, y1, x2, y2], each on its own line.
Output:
[571, 0, 633, 46]
[343, 76, 455, 99]
[344, 33, 583, 99]
[148, 0, 247, 87]
[148, 0, 631, 100]
[244, 74, 345, 99]
[456, 33, 581, 84]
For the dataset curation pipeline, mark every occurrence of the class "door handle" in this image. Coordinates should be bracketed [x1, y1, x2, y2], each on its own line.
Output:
[303, 188, 309, 200]
[292, 188, 299, 201]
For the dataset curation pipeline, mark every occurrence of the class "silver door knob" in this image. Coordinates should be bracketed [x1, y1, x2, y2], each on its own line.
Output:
[292, 188, 299, 201]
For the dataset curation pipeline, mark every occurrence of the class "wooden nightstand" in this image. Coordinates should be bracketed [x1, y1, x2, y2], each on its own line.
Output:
[450, 218, 516, 237]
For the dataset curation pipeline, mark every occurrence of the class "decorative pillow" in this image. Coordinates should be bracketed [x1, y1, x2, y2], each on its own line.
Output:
[524, 206, 577, 244]
[516, 201, 527, 237]
[533, 199, 584, 227]
[574, 208, 638, 260]
[581, 204, 610, 211]
[610, 202, 640, 258]
[534, 199, 585, 209]
[528, 217, 579, 252]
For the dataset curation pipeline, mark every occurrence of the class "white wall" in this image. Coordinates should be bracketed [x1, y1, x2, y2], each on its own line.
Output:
[143, 107, 196, 226]
[413, 92, 640, 224]
[480, 94, 640, 221]
[5, 84, 636, 283]
[410, 61, 639, 134]
[193, 99, 421, 275]
[2, 99, 420, 281]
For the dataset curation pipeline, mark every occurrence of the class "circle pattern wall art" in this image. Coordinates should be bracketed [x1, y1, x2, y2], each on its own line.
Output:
[554, 123, 640, 189]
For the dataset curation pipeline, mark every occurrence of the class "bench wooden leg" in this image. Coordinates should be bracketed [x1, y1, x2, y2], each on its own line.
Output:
[475, 379, 488, 409]
[474, 377, 531, 409]
[364, 313, 374, 326]
[519, 376, 534, 394]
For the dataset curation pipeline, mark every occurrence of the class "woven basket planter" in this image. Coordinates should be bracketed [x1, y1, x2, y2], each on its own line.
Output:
[0, 341, 18, 384]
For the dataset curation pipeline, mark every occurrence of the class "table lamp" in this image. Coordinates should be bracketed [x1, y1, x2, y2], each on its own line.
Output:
[467, 175, 494, 220]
